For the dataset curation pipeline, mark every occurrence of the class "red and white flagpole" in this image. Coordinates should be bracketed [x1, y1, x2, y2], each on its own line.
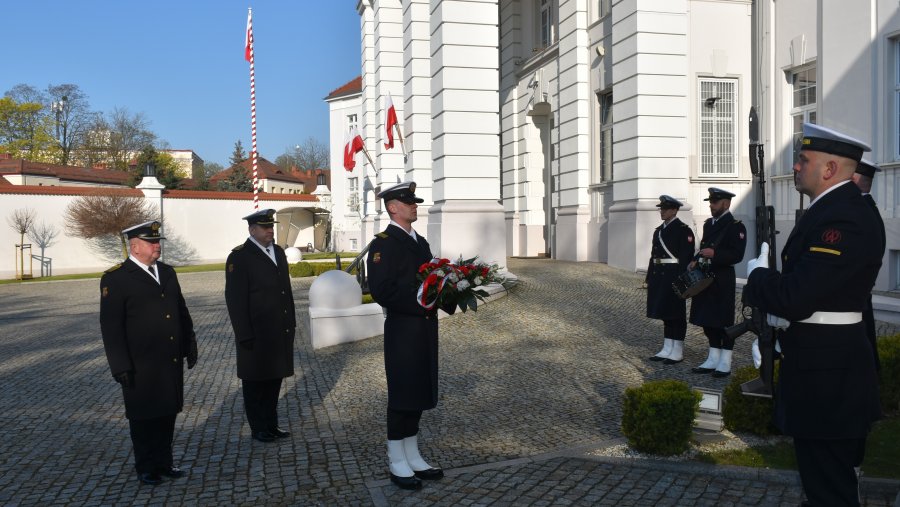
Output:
[245, 7, 259, 209]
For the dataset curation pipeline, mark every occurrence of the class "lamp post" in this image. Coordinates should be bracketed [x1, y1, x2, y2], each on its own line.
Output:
[50, 95, 68, 165]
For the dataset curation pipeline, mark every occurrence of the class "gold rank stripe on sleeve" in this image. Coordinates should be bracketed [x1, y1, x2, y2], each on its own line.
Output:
[104, 263, 122, 273]
[376, 232, 388, 239]
[810, 246, 841, 256]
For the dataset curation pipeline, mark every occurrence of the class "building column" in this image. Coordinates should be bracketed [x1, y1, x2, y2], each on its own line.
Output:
[607, 0, 690, 271]
[358, 0, 378, 243]
[554, 0, 592, 261]
[403, 0, 433, 231]
[427, 0, 507, 264]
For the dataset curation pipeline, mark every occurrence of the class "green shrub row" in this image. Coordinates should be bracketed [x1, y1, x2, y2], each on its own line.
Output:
[722, 365, 781, 436]
[289, 262, 358, 278]
[878, 334, 900, 414]
[621, 379, 701, 456]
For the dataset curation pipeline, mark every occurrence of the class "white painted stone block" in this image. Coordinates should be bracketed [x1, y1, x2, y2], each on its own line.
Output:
[309, 304, 386, 350]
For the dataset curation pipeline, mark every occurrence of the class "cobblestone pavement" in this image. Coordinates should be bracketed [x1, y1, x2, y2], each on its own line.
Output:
[0, 259, 897, 506]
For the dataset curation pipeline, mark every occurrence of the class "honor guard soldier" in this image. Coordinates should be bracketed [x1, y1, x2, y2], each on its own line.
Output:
[743, 123, 881, 505]
[689, 187, 747, 376]
[225, 209, 296, 443]
[99, 220, 198, 485]
[854, 158, 885, 371]
[366, 181, 455, 491]
[646, 195, 696, 364]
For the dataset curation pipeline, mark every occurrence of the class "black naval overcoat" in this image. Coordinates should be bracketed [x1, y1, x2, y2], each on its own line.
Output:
[743, 181, 882, 438]
[689, 212, 747, 328]
[367, 224, 454, 412]
[646, 218, 695, 319]
[99, 259, 194, 421]
[862, 193, 885, 370]
[225, 240, 296, 381]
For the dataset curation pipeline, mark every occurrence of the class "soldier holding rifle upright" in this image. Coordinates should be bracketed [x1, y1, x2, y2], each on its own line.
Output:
[743, 123, 881, 506]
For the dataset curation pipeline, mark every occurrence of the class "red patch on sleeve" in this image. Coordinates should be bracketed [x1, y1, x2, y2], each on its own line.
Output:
[739, 232, 745, 240]
[822, 229, 842, 245]
[688, 236, 693, 243]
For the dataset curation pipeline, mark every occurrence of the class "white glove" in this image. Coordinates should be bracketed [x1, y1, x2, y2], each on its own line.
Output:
[751, 338, 783, 369]
[766, 313, 790, 330]
[747, 242, 769, 275]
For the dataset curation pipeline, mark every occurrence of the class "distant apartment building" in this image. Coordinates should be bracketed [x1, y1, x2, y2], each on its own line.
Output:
[162, 149, 204, 179]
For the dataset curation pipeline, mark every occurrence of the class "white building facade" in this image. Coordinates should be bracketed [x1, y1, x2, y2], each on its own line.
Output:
[343, 0, 900, 288]
[326, 77, 365, 252]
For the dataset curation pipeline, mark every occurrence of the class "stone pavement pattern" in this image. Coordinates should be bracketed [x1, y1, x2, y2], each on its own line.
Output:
[0, 259, 896, 506]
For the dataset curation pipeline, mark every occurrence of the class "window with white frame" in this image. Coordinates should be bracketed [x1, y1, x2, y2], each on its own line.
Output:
[790, 66, 817, 168]
[599, 0, 611, 18]
[538, 0, 557, 50]
[347, 177, 359, 212]
[593, 91, 613, 183]
[347, 113, 358, 132]
[699, 78, 738, 176]
[589, 0, 611, 23]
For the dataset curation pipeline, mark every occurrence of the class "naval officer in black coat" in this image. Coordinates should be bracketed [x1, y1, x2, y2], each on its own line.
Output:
[743, 123, 881, 506]
[225, 209, 296, 443]
[99, 220, 198, 485]
[646, 195, 695, 364]
[853, 158, 885, 372]
[688, 187, 747, 376]
[367, 181, 453, 491]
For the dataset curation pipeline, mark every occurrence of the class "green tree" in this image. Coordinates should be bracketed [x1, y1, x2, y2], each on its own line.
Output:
[0, 96, 58, 162]
[217, 164, 253, 192]
[230, 139, 247, 166]
[194, 161, 224, 190]
[131, 146, 182, 189]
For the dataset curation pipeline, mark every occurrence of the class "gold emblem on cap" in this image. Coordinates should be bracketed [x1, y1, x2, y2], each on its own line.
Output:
[151, 222, 160, 231]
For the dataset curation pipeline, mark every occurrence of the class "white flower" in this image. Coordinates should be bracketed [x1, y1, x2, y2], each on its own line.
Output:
[473, 276, 483, 286]
[434, 269, 445, 277]
[456, 280, 471, 291]
[448, 272, 459, 283]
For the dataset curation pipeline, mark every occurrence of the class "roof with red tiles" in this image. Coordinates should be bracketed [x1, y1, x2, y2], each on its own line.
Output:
[0, 175, 11, 186]
[0, 184, 320, 202]
[210, 157, 307, 185]
[324, 76, 362, 101]
[0, 158, 130, 185]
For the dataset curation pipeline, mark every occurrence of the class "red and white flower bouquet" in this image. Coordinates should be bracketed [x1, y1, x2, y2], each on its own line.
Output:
[416, 256, 507, 313]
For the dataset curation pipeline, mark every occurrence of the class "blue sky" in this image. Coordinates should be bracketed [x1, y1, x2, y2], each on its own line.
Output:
[2, 1, 360, 167]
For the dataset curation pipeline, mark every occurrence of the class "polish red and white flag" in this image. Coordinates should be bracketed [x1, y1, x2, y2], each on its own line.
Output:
[384, 93, 399, 149]
[343, 127, 365, 171]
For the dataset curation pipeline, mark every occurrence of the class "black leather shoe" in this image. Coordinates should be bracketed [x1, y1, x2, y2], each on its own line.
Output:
[711, 370, 731, 378]
[252, 430, 277, 442]
[647, 355, 666, 362]
[160, 466, 185, 478]
[269, 427, 290, 438]
[137, 472, 162, 485]
[661, 357, 683, 365]
[413, 467, 444, 480]
[390, 473, 423, 490]
[691, 366, 715, 374]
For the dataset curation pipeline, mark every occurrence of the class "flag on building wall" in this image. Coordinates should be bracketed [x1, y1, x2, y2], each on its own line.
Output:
[344, 127, 365, 171]
[384, 93, 398, 149]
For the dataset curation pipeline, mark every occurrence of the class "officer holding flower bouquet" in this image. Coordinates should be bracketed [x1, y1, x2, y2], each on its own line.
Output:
[367, 181, 455, 491]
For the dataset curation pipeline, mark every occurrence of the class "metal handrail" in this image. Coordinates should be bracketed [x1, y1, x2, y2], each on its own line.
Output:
[345, 239, 375, 294]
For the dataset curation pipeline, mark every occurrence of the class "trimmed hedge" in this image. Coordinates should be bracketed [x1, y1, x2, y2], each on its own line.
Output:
[722, 365, 781, 436]
[879, 334, 900, 414]
[289, 262, 358, 278]
[621, 379, 701, 456]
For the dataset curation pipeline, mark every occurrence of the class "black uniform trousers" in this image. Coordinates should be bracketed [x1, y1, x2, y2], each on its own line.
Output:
[128, 415, 177, 474]
[387, 408, 423, 440]
[663, 319, 687, 341]
[703, 327, 733, 350]
[242, 378, 283, 433]
[794, 437, 865, 506]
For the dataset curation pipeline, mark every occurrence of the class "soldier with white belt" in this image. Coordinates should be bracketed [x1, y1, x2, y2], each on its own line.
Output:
[743, 123, 882, 506]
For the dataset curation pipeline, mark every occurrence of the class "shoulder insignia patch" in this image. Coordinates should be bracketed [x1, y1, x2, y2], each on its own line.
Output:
[104, 263, 122, 273]
[375, 232, 389, 239]
[739, 231, 745, 240]
[232, 244, 245, 251]
[373, 252, 382, 263]
[810, 246, 841, 256]
[228, 263, 235, 272]
[822, 229, 842, 245]
[102, 286, 109, 298]
[733, 220, 743, 224]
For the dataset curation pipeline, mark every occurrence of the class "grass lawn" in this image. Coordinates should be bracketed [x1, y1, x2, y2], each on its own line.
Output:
[697, 414, 900, 479]
[301, 252, 359, 260]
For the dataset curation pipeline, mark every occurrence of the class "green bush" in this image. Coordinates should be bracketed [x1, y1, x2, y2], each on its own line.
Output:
[722, 364, 780, 436]
[878, 334, 900, 414]
[621, 379, 701, 456]
[289, 262, 360, 278]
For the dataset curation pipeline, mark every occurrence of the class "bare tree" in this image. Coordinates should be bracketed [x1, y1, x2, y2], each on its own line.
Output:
[27, 221, 59, 276]
[278, 136, 329, 171]
[64, 195, 157, 259]
[46, 84, 93, 166]
[7, 208, 37, 278]
[106, 107, 156, 170]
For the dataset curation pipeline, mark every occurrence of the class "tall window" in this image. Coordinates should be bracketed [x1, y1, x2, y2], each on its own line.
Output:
[347, 113, 358, 131]
[347, 177, 359, 212]
[594, 91, 613, 183]
[791, 66, 817, 164]
[699, 78, 738, 176]
[539, 0, 557, 49]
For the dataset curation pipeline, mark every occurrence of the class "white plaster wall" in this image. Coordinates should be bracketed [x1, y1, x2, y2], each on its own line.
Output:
[327, 92, 363, 252]
[0, 193, 320, 279]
